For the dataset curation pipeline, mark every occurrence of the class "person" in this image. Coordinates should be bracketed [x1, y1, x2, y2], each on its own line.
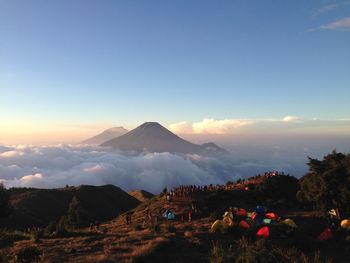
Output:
[95, 220, 100, 231]
[188, 210, 192, 223]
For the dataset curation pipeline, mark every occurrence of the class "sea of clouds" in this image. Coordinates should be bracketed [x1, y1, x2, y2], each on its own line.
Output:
[0, 144, 306, 194]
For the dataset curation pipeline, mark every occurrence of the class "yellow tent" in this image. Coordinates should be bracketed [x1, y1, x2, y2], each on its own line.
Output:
[211, 220, 223, 232]
[222, 216, 235, 227]
[341, 219, 350, 230]
[281, 219, 297, 228]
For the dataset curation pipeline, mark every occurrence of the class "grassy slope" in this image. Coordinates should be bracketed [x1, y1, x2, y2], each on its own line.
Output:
[2, 192, 349, 263]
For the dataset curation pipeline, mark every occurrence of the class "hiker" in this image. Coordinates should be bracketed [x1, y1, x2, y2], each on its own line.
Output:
[188, 210, 193, 223]
[95, 220, 100, 231]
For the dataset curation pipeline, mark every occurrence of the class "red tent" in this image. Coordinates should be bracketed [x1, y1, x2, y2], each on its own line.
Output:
[265, 212, 278, 220]
[251, 212, 256, 220]
[239, 220, 250, 229]
[257, 226, 269, 238]
[317, 227, 333, 241]
[236, 208, 248, 217]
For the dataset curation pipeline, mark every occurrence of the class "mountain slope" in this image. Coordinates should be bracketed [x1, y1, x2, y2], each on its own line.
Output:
[82, 127, 128, 145]
[101, 122, 227, 155]
[0, 185, 140, 228]
[128, 190, 155, 202]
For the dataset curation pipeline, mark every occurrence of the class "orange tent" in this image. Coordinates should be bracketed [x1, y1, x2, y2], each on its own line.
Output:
[257, 226, 269, 238]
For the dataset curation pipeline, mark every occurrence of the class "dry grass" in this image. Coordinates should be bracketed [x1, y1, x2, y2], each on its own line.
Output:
[125, 237, 169, 263]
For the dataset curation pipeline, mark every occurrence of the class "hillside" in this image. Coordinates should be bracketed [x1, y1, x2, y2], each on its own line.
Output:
[0, 185, 140, 229]
[2, 182, 348, 263]
[128, 190, 155, 202]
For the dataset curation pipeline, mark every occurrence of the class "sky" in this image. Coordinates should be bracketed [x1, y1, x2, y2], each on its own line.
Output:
[1, 0, 350, 144]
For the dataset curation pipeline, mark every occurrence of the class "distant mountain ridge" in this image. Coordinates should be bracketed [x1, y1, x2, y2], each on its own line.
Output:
[82, 127, 128, 145]
[101, 122, 228, 155]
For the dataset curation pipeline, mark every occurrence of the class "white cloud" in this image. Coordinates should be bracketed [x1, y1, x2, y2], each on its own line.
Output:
[169, 117, 350, 134]
[320, 17, 350, 30]
[0, 144, 308, 193]
[282, 116, 301, 122]
[169, 118, 253, 134]
[0, 150, 24, 158]
[169, 121, 193, 134]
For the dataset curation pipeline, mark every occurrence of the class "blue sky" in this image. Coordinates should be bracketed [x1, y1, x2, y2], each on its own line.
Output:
[1, 0, 350, 143]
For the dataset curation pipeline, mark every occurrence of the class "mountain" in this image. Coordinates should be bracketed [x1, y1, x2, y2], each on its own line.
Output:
[128, 190, 155, 202]
[82, 127, 128, 145]
[101, 122, 228, 155]
[0, 185, 140, 228]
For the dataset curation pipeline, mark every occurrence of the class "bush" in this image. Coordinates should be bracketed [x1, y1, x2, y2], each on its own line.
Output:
[55, 216, 69, 237]
[135, 224, 143, 231]
[150, 223, 161, 233]
[0, 183, 12, 218]
[14, 246, 42, 263]
[44, 221, 57, 236]
[31, 229, 44, 243]
[298, 151, 350, 215]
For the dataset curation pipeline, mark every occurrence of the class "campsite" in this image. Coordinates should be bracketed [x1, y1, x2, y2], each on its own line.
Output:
[1, 151, 350, 262]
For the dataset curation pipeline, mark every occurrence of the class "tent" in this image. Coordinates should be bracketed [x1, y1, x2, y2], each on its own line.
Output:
[211, 220, 223, 232]
[263, 218, 272, 224]
[163, 210, 175, 220]
[236, 208, 248, 217]
[265, 212, 278, 220]
[239, 220, 250, 230]
[223, 216, 235, 227]
[281, 219, 297, 228]
[341, 219, 350, 230]
[223, 211, 233, 220]
[317, 227, 333, 241]
[257, 226, 270, 238]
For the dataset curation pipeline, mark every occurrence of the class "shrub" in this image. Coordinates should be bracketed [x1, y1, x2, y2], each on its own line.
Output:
[298, 151, 350, 215]
[14, 246, 42, 263]
[31, 229, 44, 243]
[55, 216, 69, 237]
[135, 224, 143, 231]
[150, 223, 161, 233]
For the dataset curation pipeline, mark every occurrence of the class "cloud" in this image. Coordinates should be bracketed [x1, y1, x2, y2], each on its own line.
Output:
[311, 3, 340, 18]
[169, 118, 254, 134]
[282, 116, 301, 122]
[320, 17, 350, 30]
[169, 117, 350, 135]
[0, 144, 308, 193]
